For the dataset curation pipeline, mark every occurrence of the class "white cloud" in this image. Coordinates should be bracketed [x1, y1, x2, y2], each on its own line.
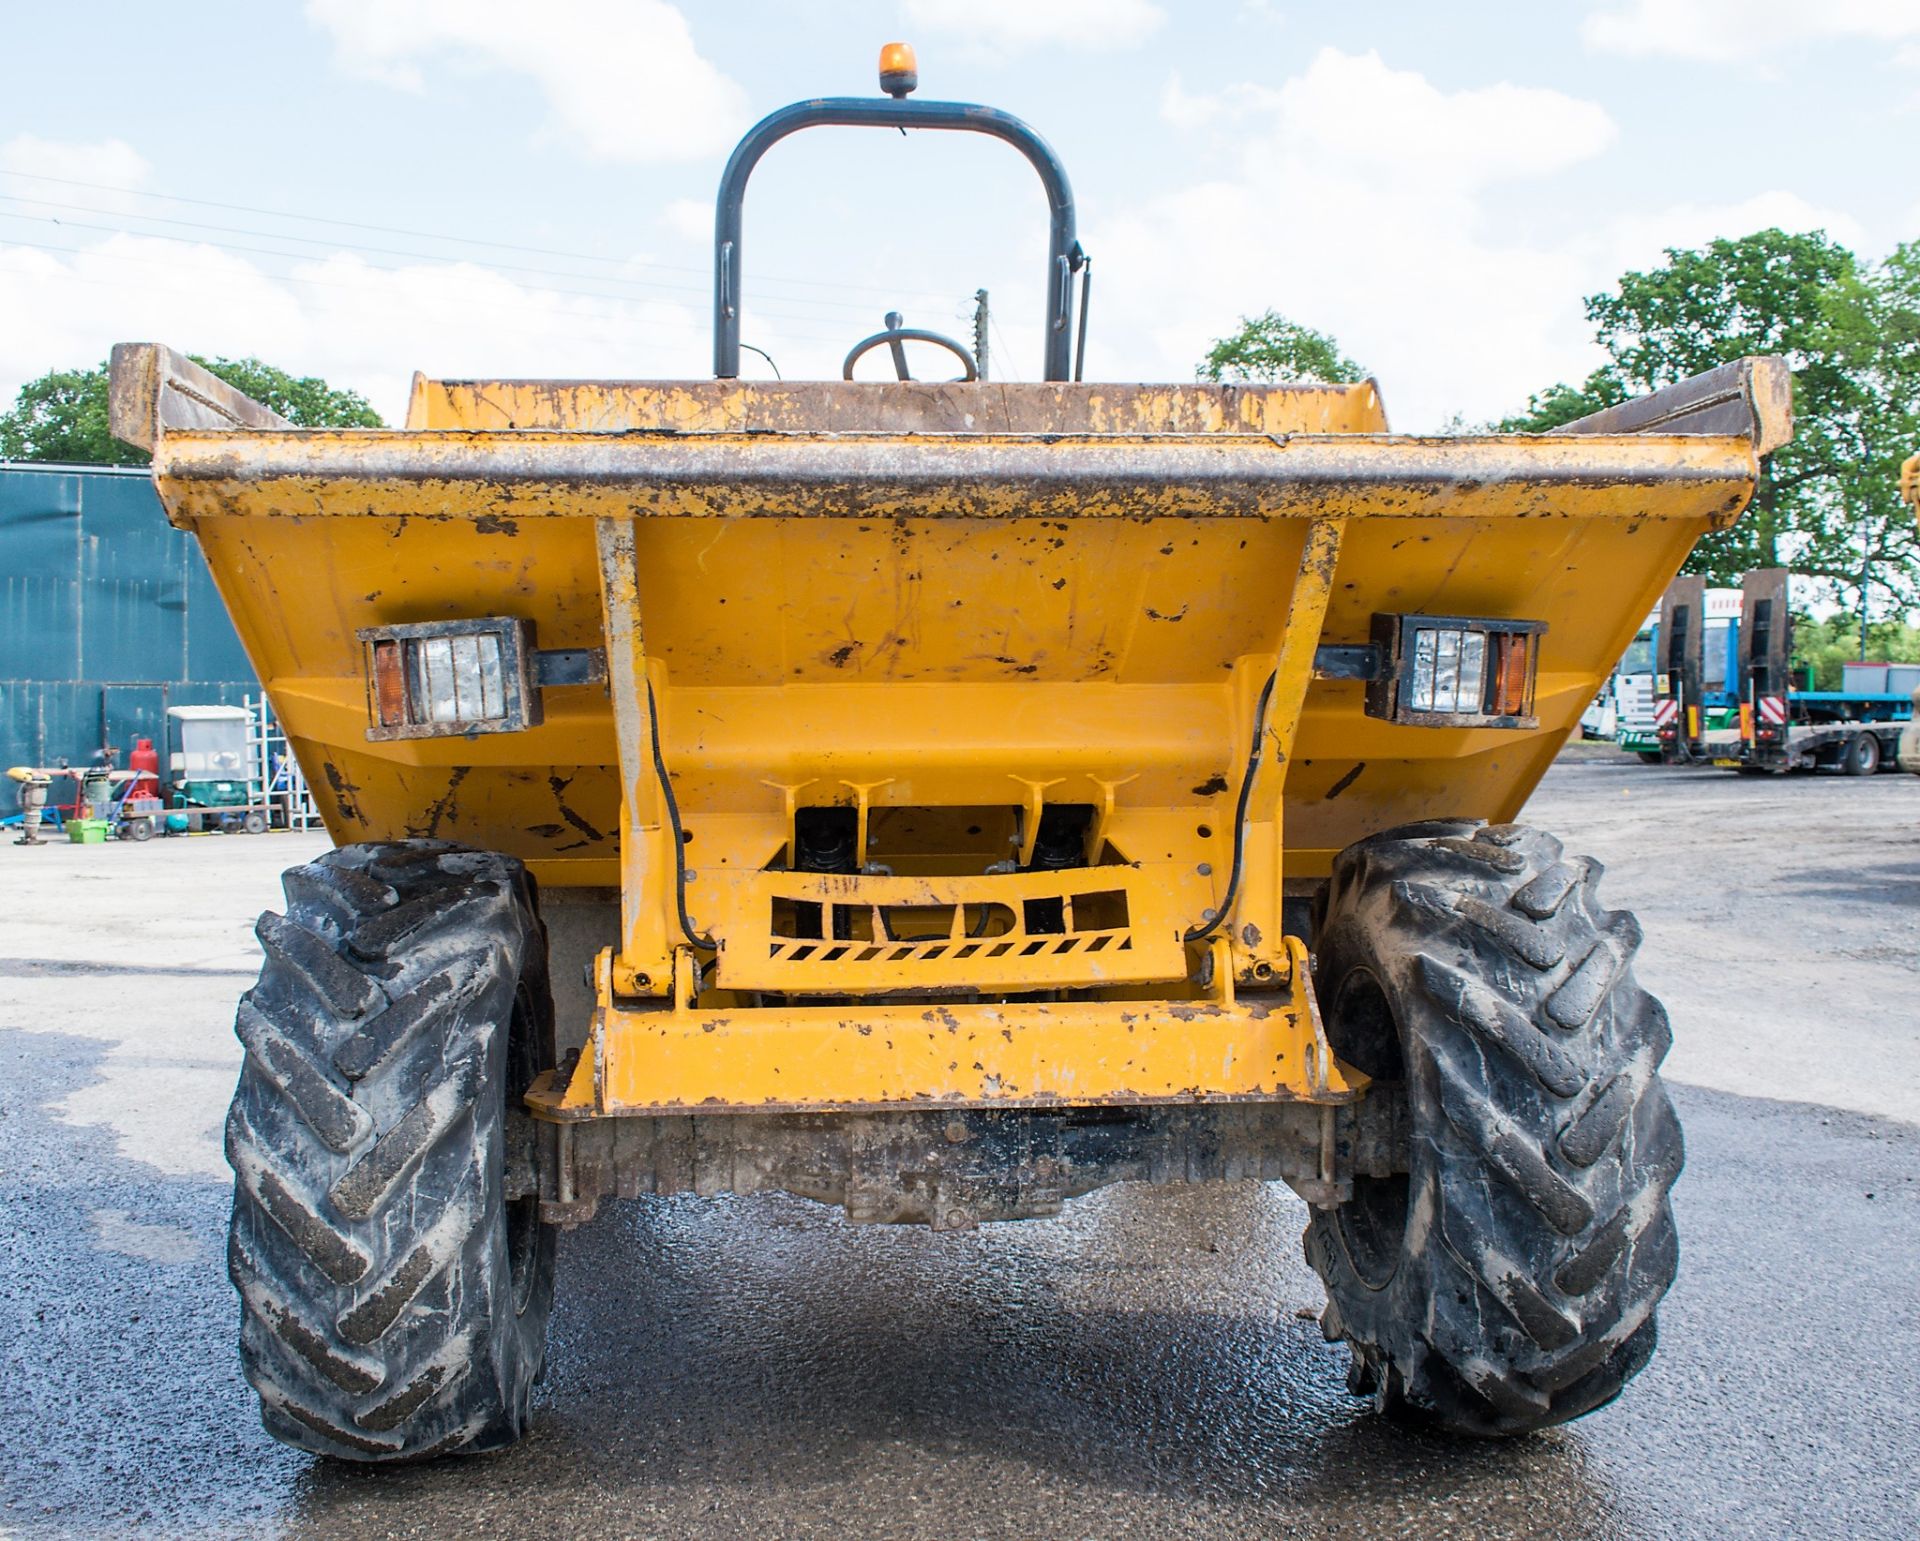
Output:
[1583, 0, 1920, 62]
[1159, 76, 1279, 131]
[1602, 190, 1868, 273]
[1109, 50, 1880, 428]
[304, 0, 748, 162]
[0, 232, 734, 422]
[902, 0, 1165, 52]
[0, 138, 153, 219]
[1105, 50, 1617, 426]
[0, 135, 151, 189]
[661, 196, 712, 244]
[1238, 48, 1618, 189]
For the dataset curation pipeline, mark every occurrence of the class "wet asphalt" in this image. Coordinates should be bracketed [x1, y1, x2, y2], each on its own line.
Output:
[2, 754, 1918, 1539]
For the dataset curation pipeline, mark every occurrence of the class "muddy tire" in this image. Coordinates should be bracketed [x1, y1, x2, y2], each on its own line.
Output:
[1304, 819, 1681, 1437]
[224, 841, 557, 1461]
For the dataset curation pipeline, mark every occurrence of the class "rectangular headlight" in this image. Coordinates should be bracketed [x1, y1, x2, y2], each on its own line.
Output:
[1366, 613, 1545, 727]
[358, 617, 538, 741]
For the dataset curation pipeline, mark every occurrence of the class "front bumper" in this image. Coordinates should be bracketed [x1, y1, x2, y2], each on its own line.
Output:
[525, 936, 1361, 1119]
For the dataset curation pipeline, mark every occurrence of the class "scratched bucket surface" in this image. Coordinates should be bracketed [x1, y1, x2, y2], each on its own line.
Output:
[148, 377, 1762, 886]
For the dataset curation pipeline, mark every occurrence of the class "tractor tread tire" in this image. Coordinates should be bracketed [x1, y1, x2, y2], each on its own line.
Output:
[1305, 819, 1681, 1437]
[225, 840, 556, 1461]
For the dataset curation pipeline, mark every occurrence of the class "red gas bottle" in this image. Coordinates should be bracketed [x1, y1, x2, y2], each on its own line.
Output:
[126, 737, 161, 802]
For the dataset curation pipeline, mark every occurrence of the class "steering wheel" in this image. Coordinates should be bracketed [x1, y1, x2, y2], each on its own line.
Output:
[843, 313, 979, 382]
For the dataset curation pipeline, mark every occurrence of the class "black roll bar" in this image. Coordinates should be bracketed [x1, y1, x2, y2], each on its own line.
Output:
[714, 97, 1080, 381]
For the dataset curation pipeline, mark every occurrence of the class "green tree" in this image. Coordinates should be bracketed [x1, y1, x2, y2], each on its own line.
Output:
[1817, 239, 1920, 619]
[0, 356, 383, 466]
[191, 357, 384, 430]
[1791, 610, 1920, 690]
[1199, 310, 1367, 385]
[1499, 229, 1920, 613]
[0, 366, 144, 466]
[1498, 374, 1626, 435]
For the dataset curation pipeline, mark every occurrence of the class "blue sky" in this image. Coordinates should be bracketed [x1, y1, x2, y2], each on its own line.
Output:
[2, 1, 1916, 428]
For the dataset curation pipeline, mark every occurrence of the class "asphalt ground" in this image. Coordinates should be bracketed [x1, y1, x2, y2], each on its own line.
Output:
[2, 750, 1917, 1539]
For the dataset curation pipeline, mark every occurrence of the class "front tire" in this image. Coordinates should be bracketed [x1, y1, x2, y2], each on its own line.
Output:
[224, 841, 556, 1461]
[1304, 820, 1682, 1436]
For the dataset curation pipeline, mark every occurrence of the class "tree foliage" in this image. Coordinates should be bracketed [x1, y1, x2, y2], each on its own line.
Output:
[0, 356, 383, 466]
[1199, 310, 1367, 385]
[192, 357, 384, 431]
[1501, 230, 1920, 615]
[1792, 610, 1920, 690]
[0, 366, 143, 466]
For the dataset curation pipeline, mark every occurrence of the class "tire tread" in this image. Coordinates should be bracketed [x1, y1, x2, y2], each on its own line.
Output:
[1304, 820, 1682, 1436]
[226, 841, 555, 1462]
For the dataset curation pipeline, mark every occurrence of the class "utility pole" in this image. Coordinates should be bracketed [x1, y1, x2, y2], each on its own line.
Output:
[1859, 505, 1871, 660]
[973, 290, 990, 381]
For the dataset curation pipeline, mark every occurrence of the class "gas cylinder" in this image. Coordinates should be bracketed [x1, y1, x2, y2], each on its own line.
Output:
[127, 737, 161, 801]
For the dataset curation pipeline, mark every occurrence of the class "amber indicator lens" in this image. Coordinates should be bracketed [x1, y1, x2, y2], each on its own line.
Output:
[1491, 631, 1534, 716]
[371, 640, 407, 726]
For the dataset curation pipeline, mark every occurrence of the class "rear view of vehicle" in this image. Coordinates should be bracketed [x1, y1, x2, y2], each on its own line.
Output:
[1652, 581, 1743, 763]
[1721, 569, 1912, 775]
[111, 49, 1790, 1458]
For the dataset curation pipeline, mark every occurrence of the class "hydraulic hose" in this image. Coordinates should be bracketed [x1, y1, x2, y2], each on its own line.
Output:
[1183, 669, 1278, 944]
[646, 679, 716, 952]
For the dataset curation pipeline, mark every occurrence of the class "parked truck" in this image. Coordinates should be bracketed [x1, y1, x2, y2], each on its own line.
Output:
[1699, 569, 1915, 775]
[1580, 603, 1658, 755]
[110, 50, 1791, 1458]
[1649, 581, 1744, 762]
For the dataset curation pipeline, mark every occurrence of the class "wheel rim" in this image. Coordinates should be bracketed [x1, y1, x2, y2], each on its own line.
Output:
[1327, 968, 1411, 1291]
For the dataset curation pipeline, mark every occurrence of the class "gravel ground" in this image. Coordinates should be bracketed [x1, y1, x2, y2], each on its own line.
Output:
[1, 749, 1916, 1539]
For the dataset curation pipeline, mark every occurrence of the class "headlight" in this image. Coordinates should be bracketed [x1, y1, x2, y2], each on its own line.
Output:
[1365, 614, 1546, 728]
[358, 618, 605, 741]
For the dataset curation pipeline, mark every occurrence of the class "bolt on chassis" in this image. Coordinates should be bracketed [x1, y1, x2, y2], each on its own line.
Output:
[110, 58, 1789, 1458]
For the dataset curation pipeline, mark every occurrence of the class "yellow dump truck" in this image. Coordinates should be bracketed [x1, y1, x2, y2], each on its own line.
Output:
[112, 57, 1791, 1458]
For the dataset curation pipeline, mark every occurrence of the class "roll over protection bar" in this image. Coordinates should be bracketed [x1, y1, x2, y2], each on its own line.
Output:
[713, 97, 1082, 382]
